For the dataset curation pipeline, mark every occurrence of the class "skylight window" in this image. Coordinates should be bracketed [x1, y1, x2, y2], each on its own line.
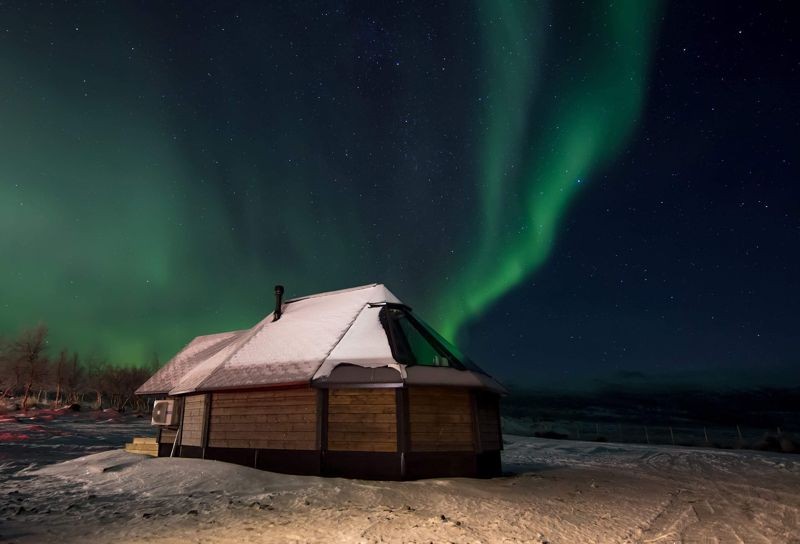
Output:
[378, 305, 484, 372]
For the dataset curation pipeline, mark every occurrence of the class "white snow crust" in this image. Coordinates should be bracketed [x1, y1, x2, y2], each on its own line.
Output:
[3, 435, 799, 543]
[313, 304, 402, 380]
[139, 284, 403, 395]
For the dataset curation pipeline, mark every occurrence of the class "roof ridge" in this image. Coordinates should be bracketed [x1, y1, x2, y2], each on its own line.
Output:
[196, 329, 248, 339]
[194, 299, 375, 392]
[136, 330, 243, 395]
[285, 283, 380, 304]
[306, 302, 372, 380]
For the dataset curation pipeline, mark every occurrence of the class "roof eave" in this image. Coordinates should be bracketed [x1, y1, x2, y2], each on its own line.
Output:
[168, 379, 312, 396]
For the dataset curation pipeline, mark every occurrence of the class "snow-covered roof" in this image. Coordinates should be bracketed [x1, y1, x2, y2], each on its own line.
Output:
[136, 283, 504, 395]
[135, 331, 243, 395]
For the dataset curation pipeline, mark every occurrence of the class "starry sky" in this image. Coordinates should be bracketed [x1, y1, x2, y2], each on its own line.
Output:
[1, 1, 797, 390]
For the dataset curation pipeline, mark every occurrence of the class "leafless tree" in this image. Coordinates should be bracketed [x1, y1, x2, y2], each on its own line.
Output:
[64, 351, 83, 404]
[0, 336, 9, 398]
[12, 324, 50, 410]
[83, 356, 107, 408]
[51, 349, 68, 406]
[1, 322, 161, 413]
[0, 338, 26, 400]
[116, 366, 151, 411]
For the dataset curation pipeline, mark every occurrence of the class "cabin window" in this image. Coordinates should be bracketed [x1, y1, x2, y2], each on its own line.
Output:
[396, 311, 450, 366]
[380, 306, 460, 368]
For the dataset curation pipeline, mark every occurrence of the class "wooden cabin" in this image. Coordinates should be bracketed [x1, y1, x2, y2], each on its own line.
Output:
[136, 284, 505, 480]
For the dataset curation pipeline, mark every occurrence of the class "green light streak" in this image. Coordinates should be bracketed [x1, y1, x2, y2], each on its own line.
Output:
[435, 0, 662, 339]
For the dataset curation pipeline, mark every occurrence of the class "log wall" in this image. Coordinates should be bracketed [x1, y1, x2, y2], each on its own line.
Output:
[207, 388, 317, 450]
[328, 388, 397, 452]
[181, 394, 206, 447]
[408, 387, 474, 452]
[476, 393, 501, 451]
[160, 427, 177, 445]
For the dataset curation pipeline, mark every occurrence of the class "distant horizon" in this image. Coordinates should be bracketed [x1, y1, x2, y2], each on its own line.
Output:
[495, 364, 800, 394]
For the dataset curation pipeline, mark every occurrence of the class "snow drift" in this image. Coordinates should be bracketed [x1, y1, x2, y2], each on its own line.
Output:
[2, 435, 799, 543]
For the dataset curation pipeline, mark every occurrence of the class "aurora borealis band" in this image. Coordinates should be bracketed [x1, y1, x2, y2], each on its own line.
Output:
[1, 2, 797, 389]
[433, 0, 661, 338]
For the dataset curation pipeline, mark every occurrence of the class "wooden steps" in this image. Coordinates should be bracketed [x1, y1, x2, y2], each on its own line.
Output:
[124, 436, 158, 456]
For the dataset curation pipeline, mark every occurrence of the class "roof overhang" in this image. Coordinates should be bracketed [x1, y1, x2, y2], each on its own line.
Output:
[312, 363, 507, 395]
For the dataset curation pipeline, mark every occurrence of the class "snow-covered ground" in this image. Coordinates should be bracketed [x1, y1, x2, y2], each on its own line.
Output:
[2, 427, 799, 544]
[0, 408, 153, 471]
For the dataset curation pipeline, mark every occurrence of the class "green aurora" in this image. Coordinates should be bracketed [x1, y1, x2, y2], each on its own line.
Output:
[433, 0, 662, 338]
[0, 2, 661, 365]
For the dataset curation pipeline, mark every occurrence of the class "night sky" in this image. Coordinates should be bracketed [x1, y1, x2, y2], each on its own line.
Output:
[1, 1, 797, 390]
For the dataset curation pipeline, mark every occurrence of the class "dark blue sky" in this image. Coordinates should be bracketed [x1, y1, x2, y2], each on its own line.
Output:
[462, 1, 799, 389]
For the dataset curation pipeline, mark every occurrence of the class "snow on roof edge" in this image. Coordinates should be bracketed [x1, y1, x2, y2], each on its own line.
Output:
[139, 283, 505, 396]
[187, 311, 283, 393]
[185, 296, 375, 394]
[135, 330, 246, 395]
[168, 284, 398, 395]
[284, 283, 381, 304]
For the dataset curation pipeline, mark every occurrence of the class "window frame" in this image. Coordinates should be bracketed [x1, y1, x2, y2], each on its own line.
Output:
[376, 303, 467, 370]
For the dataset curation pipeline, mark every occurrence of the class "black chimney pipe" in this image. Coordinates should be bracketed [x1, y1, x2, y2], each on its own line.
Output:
[273, 284, 285, 321]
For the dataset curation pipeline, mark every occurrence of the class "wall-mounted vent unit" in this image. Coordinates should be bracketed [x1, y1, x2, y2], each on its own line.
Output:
[151, 399, 179, 426]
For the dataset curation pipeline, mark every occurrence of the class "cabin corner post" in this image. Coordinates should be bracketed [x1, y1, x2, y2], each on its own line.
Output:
[470, 390, 484, 455]
[318, 388, 329, 474]
[396, 388, 409, 479]
[176, 396, 186, 457]
[496, 394, 504, 451]
[201, 392, 211, 459]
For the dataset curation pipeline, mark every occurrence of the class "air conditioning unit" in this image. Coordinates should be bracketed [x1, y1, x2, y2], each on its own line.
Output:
[151, 399, 180, 426]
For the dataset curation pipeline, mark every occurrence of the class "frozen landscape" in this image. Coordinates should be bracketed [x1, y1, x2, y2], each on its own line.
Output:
[1, 411, 799, 543]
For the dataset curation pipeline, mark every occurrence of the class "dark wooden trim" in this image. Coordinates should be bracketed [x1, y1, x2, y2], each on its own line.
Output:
[470, 389, 483, 453]
[476, 450, 502, 478]
[321, 383, 403, 389]
[194, 382, 310, 395]
[196, 445, 497, 480]
[395, 388, 410, 478]
[495, 393, 504, 450]
[395, 388, 406, 452]
[255, 449, 321, 476]
[176, 396, 185, 456]
[177, 445, 203, 459]
[402, 389, 410, 450]
[405, 451, 478, 479]
[201, 392, 211, 459]
[319, 388, 329, 453]
[203, 447, 255, 468]
[324, 451, 403, 480]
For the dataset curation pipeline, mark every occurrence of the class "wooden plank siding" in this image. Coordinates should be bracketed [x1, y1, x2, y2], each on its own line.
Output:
[476, 393, 501, 451]
[160, 427, 177, 445]
[328, 389, 397, 452]
[408, 387, 474, 452]
[181, 394, 206, 447]
[207, 388, 318, 450]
